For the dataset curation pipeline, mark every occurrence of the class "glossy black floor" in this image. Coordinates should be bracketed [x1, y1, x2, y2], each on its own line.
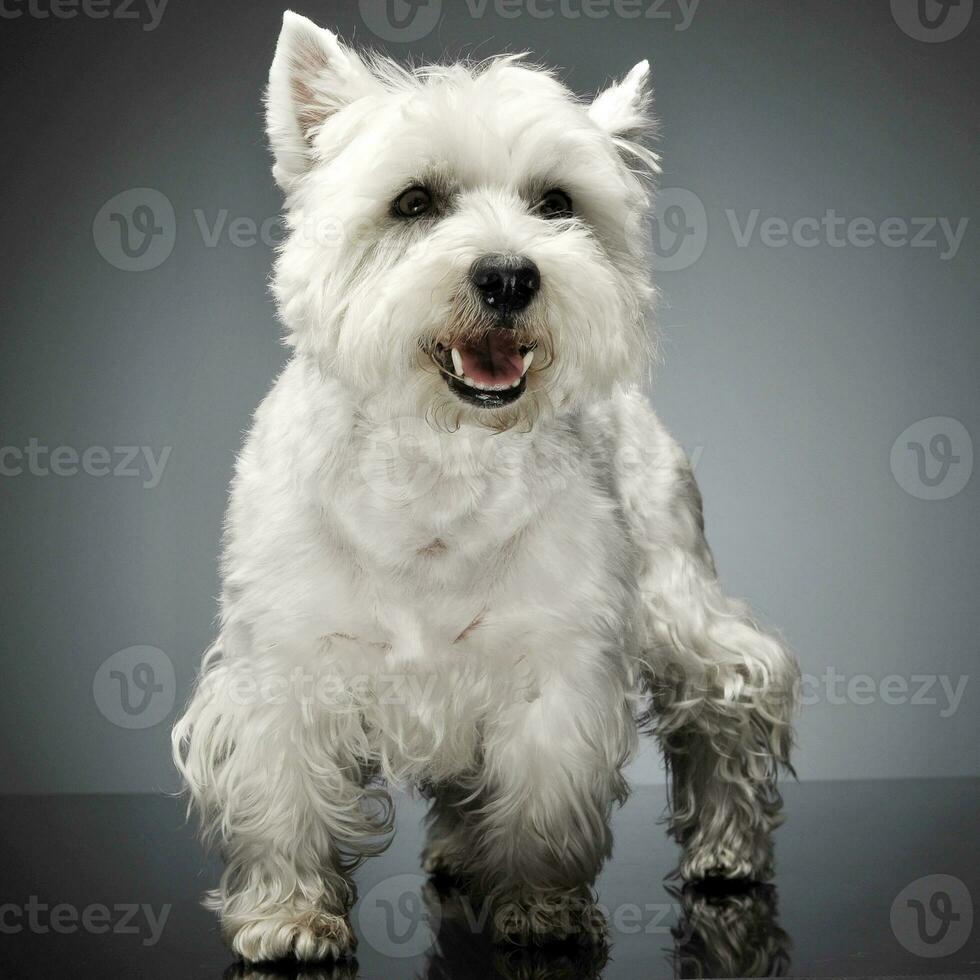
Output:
[1, 779, 977, 979]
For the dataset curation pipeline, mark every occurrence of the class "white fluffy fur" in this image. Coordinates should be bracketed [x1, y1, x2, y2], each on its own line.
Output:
[173, 13, 798, 964]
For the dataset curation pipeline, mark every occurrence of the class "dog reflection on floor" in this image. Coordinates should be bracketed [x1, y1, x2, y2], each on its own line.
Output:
[223, 876, 790, 980]
[669, 880, 791, 979]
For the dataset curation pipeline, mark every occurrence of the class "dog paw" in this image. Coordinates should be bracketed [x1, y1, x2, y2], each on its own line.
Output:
[679, 836, 773, 882]
[227, 907, 356, 963]
[491, 890, 607, 947]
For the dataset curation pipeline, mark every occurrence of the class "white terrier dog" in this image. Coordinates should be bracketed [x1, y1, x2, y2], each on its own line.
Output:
[173, 11, 798, 963]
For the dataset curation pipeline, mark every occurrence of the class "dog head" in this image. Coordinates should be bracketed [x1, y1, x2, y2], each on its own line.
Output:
[267, 11, 657, 430]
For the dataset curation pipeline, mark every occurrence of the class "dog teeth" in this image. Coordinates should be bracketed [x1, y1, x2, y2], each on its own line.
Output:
[522, 350, 534, 373]
[458, 374, 521, 392]
[451, 348, 464, 377]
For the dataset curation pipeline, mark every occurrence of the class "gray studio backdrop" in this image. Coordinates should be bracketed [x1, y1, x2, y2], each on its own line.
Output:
[1, 0, 977, 794]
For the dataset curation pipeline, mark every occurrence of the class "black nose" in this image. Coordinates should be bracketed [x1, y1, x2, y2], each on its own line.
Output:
[470, 255, 540, 318]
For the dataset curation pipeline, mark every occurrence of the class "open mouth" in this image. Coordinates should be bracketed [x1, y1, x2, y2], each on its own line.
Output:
[433, 330, 535, 409]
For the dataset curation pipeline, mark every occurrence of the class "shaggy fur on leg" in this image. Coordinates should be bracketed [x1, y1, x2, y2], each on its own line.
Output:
[174, 12, 798, 963]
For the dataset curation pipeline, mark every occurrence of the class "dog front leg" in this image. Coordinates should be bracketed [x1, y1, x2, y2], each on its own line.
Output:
[642, 541, 799, 881]
[172, 643, 392, 962]
[611, 390, 799, 881]
[468, 653, 635, 945]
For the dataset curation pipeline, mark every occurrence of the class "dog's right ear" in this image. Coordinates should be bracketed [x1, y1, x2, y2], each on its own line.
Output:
[266, 11, 379, 190]
[588, 60, 653, 141]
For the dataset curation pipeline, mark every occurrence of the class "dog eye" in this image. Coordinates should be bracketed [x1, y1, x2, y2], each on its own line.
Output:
[394, 186, 433, 218]
[536, 189, 573, 219]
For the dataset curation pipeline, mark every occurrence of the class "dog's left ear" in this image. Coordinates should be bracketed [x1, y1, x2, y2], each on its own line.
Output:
[588, 60, 653, 140]
[266, 11, 380, 190]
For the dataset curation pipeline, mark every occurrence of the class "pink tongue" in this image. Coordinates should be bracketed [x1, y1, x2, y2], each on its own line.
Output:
[459, 332, 524, 386]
